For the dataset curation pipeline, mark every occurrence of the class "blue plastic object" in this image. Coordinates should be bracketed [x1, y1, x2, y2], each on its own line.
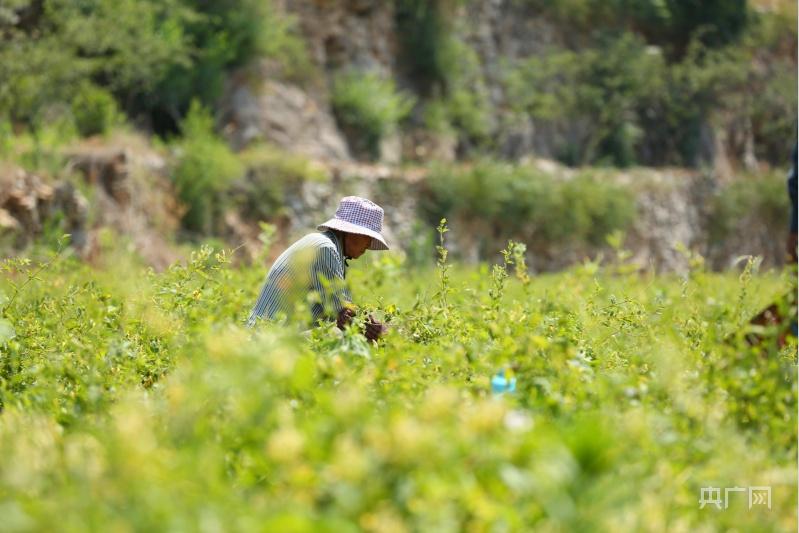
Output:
[491, 370, 516, 395]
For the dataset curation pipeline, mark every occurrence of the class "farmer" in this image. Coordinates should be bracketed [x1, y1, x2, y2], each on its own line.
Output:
[247, 196, 388, 341]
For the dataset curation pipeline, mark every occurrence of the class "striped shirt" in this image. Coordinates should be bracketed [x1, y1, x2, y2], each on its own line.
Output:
[247, 230, 352, 327]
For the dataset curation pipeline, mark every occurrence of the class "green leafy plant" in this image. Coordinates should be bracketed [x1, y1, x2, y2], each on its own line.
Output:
[0, 228, 795, 529]
[423, 160, 636, 256]
[71, 83, 124, 137]
[709, 172, 789, 242]
[504, 8, 796, 167]
[332, 71, 415, 160]
[171, 101, 244, 234]
[0, 0, 308, 135]
[505, 33, 664, 166]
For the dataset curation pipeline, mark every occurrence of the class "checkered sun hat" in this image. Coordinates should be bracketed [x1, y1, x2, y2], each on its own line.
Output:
[318, 196, 389, 251]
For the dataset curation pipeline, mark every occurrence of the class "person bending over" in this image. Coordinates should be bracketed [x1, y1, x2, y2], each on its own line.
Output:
[247, 196, 388, 341]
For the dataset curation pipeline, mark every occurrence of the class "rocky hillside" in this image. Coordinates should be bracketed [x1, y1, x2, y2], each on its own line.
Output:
[221, 0, 584, 163]
[221, 0, 795, 171]
[0, 0, 794, 272]
[1, 131, 789, 273]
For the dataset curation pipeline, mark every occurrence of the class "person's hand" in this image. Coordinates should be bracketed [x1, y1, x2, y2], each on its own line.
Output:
[336, 306, 356, 330]
[787, 232, 797, 264]
[364, 314, 387, 342]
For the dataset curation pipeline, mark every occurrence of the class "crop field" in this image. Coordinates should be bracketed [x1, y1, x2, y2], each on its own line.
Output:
[1, 0, 796, 530]
[0, 233, 796, 532]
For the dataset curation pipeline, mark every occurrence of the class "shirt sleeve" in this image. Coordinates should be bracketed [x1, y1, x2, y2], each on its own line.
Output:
[310, 246, 352, 322]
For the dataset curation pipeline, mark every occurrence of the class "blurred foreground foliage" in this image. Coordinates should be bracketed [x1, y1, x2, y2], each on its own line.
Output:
[0, 232, 795, 530]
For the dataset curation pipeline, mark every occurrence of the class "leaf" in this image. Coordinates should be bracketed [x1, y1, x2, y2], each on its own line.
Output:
[0, 319, 16, 343]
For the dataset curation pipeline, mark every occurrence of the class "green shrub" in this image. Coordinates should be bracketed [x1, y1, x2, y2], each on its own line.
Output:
[332, 71, 415, 160]
[171, 101, 243, 234]
[0, 35, 85, 127]
[0, 119, 12, 157]
[730, 9, 798, 165]
[505, 33, 665, 167]
[561, 172, 638, 245]
[503, 24, 798, 168]
[423, 160, 635, 253]
[2, 115, 77, 176]
[71, 84, 123, 137]
[394, 0, 447, 89]
[0, 0, 308, 134]
[438, 36, 493, 146]
[0, 235, 794, 530]
[152, 0, 310, 127]
[394, 0, 466, 91]
[521, 0, 748, 54]
[505, 5, 795, 168]
[709, 172, 790, 242]
[0, 0, 190, 126]
[395, 0, 493, 151]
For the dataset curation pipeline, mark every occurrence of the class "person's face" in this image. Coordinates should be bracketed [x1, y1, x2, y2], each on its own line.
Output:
[344, 232, 371, 259]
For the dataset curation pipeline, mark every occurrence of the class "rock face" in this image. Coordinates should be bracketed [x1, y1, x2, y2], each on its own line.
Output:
[620, 170, 716, 274]
[1, 138, 182, 271]
[0, 165, 88, 250]
[219, 0, 598, 165]
[67, 149, 131, 205]
[220, 0, 562, 164]
[284, 0, 397, 76]
[221, 0, 402, 163]
[461, 0, 532, 158]
[221, 76, 351, 161]
[3, 3, 783, 272]
[222, 0, 739, 174]
[64, 140, 182, 271]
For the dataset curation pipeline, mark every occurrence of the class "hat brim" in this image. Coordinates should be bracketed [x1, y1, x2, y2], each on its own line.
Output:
[318, 219, 389, 250]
